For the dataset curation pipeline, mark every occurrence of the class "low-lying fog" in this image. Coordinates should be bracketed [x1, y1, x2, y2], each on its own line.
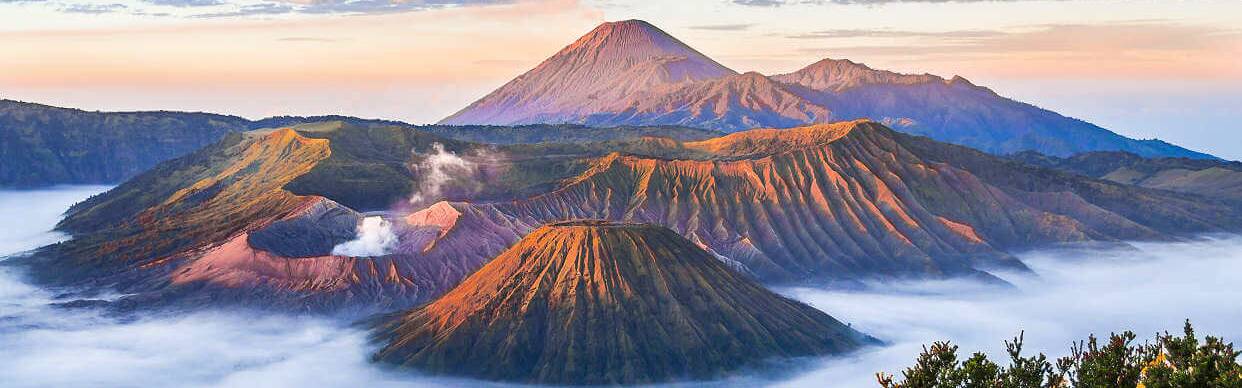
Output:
[2, 187, 1240, 388]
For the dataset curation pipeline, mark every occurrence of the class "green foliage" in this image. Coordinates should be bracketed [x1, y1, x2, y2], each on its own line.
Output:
[878, 321, 1242, 388]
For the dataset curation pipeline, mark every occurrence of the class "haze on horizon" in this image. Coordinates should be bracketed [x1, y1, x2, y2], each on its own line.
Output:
[1, 0, 1240, 159]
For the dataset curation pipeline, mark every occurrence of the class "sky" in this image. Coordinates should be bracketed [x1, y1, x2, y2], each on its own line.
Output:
[1, 0, 1240, 159]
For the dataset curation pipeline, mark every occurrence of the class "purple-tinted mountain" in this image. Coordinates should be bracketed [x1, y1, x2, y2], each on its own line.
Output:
[443, 20, 1211, 159]
[772, 58, 1211, 158]
[440, 20, 830, 132]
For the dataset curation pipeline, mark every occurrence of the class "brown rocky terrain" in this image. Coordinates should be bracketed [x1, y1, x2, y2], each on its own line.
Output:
[15, 120, 1241, 313]
[371, 221, 872, 384]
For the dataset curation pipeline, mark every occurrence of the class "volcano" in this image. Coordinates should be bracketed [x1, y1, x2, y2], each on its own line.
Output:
[439, 20, 831, 131]
[371, 221, 871, 384]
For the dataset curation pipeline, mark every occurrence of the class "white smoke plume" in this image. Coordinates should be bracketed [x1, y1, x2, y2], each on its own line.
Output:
[408, 143, 478, 206]
[330, 216, 397, 257]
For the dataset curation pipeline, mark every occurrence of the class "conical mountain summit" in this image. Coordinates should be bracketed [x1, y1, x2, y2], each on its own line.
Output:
[371, 220, 872, 385]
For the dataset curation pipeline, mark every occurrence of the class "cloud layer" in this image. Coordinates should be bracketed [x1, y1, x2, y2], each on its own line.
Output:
[771, 236, 1242, 387]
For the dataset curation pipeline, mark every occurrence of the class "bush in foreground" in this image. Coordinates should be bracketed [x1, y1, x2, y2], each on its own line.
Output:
[877, 321, 1241, 387]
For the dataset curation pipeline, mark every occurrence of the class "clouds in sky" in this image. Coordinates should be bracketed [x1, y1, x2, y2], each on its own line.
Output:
[688, 23, 755, 31]
[59, 3, 127, 13]
[736, 0, 1049, 5]
[7, 0, 513, 17]
[143, 0, 225, 6]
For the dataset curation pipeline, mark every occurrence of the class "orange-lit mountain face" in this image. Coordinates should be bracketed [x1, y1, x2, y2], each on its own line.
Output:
[443, 20, 1211, 159]
[371, 221, 873, 385]
[442, 120, 1238, 284]
[21, 120, 1241, 313]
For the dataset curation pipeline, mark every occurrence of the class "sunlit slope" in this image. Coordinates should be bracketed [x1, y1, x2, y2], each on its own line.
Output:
[21, 121, 1242, 313]
[448, 120, 1239, 284]
[372, 221, 872, 384]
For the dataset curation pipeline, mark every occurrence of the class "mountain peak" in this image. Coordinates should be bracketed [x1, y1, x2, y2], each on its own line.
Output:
[439, 20, 735, 126]
[371, 220, 871, 384]
[774, 57, 941, 92]
[685, 119, 879, 157]
[559, 19, 720, 68]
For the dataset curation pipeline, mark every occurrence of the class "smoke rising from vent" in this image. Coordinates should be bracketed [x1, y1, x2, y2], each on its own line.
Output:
[408, 143, 479, 207]
[331, 216, 397, 257]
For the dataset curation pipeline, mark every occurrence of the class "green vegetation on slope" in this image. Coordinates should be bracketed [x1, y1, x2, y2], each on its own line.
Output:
[0, 100, 250, 187]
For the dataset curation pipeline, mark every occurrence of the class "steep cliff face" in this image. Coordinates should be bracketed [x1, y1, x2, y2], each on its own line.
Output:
[371, 221, 872, 385]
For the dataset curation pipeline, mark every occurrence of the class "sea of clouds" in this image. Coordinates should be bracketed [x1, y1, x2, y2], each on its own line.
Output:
[2, 187, 1241, 387]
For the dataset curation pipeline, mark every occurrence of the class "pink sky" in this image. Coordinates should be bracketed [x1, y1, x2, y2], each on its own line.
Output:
[2, 0, 1240, 158]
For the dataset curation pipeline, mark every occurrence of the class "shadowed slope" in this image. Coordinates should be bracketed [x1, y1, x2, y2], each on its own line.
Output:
[1010, 151, 1242, 202]
[0, 100, 251, 187]
[371, 221, 871, 385]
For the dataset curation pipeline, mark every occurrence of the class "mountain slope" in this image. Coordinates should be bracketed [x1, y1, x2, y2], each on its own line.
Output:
[440, 120, 1239, 285]
[19, 120, 1241, 313]
[0, 100, 252, 187]
[581, 71, 831, 132]
[441, 19, 734, 126]
[1010, 151, 1242, 201]
[772, 59, 1211, 158]
[371, 221, 871, 384]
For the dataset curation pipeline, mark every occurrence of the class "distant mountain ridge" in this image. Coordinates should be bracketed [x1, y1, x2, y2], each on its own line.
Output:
[1010, 151, 1242, 201]
[0, 100, 250, 187]
[0, 99, 720, 187]
[443, 20, 1212, 159]
[772, 59, 1210, 158]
